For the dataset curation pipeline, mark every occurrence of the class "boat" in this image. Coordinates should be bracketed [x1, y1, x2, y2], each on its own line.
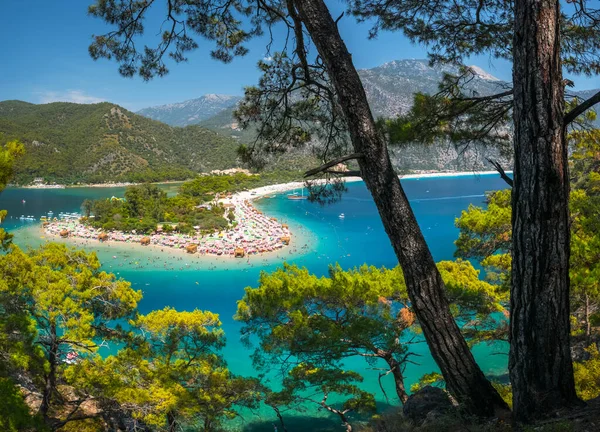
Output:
[287, 188, 308, 200]
[339, 213, 345, 219]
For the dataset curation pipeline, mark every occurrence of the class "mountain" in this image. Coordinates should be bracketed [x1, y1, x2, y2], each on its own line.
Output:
[195, 60, 599, 171]
[137, 94, 242, 127]
[198, 59, 505, 133]
[0, 100, 242, 184]
[358, 59, 504, 118]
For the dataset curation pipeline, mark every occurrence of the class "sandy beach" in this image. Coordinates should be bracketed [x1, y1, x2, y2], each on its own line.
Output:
[38, 169, 505, 266]
[41, 182, 319, 263]
[20, 169, 508, 189]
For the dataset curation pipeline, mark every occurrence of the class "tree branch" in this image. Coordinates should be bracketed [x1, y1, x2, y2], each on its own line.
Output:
[323, 170, 362, 177]
[565, 90, 600, 125]
[486, 158, 513, 187]
[304, 153, 363, 177]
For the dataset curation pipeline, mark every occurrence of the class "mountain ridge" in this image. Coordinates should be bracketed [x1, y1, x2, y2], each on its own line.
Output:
[0, 100, 242, 184]
[137, 94, 242, 127]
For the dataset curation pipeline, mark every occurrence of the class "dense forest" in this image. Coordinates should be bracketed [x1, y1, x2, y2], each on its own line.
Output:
[86, 172, 299, 233]
[0, 101, 321, 185]
[0, 101, 240, 184]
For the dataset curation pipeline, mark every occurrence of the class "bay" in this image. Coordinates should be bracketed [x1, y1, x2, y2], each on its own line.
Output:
[0, 174, 510, 430]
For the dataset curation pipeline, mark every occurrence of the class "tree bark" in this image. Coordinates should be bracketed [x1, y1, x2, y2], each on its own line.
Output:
[510, 0, 581, 421]
[386, 356, 409, 404]
[377, 351, 410, 403]
[293, 0, 508, 416]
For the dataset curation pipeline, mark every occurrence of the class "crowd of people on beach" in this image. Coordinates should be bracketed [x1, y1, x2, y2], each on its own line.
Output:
[43, 197, 292, 258]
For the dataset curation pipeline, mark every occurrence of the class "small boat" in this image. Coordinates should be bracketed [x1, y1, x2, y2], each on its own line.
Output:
[287, 188, 308, 200]
[339, 213, 345, 219]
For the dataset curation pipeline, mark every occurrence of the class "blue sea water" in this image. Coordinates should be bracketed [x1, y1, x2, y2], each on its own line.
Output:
[0, 175, 510, 430]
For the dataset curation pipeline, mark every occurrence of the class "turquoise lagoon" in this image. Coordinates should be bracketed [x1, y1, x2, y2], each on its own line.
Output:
[0, 175, 510, 430]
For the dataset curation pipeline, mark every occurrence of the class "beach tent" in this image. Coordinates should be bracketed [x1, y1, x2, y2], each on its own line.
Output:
[59, 229, 69, 238]
[234, 247, 245, 258]
[281, 236, 291, 245]
[98, 233, 109, 242]
[186, 244, 198, 254]
[140, 237, 151, 246]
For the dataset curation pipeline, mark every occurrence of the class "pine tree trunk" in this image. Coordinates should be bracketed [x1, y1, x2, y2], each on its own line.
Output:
[381, 353, 409, 403]
[293, 0, 508, 416]
[510, 0, 581, 421]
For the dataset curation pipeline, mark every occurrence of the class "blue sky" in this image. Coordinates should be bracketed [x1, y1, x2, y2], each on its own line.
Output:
[0, 1, 597, 111]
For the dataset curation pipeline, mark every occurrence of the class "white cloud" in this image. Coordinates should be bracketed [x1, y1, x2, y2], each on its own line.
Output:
[262, 56, 273, 62]
[37, 90, 106, 105]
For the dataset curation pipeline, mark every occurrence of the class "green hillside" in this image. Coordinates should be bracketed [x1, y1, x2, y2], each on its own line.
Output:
[0, 101, 241, 184]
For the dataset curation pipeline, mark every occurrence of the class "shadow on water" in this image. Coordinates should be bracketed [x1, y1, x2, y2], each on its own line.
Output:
[240, 415, 343, 432]
[239, 402, 400, 432]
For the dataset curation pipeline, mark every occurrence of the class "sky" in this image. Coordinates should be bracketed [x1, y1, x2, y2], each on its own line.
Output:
[0, 0, 597, 112]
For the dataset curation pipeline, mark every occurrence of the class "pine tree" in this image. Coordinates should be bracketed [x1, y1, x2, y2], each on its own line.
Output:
[88, 0, 508, 415]
[348, 0, 600, 421]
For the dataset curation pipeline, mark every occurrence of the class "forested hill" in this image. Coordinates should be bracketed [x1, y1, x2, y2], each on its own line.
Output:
[0, 100, 241, 184]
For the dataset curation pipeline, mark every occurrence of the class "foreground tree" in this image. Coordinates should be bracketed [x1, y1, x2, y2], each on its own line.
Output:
[283, 364, 376, 432]
[68, 307, 260, 431]
[0, 243, 142, 430]
[237, 261, 509, 414]
[348, 0, 600, 420]
[0, 139, 42, 432]
[89, 0, 507, 415]
[236, 264, 415, 404]
[455, 130, 600, 345]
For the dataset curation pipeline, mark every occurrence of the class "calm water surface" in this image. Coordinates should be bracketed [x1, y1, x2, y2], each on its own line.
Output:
[0, 175, 510, 430]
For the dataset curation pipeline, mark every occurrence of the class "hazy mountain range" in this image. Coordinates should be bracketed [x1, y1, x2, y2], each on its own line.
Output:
[137, 94, 242, 127]
[1, 59, 597, 183]
[138, 60, 507, 128]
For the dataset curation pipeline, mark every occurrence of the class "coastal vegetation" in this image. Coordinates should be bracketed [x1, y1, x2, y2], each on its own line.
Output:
[1, 139, 600, 431]
[0, 101, 319, 186]
[84, 172, 300, 234]
[87, 183, 230, 234]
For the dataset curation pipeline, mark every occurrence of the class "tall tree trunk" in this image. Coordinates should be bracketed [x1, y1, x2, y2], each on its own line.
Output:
[510, 0, 581, 421]
[293, 0, 508, 416]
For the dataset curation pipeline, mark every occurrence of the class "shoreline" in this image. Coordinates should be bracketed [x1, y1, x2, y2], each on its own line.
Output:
[34, 170, 505, 263]
[38, 223, 314, 269]
[399, 170, 511, 180]
[41, 187, 309, 262]
[15, 169, 507, 189]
